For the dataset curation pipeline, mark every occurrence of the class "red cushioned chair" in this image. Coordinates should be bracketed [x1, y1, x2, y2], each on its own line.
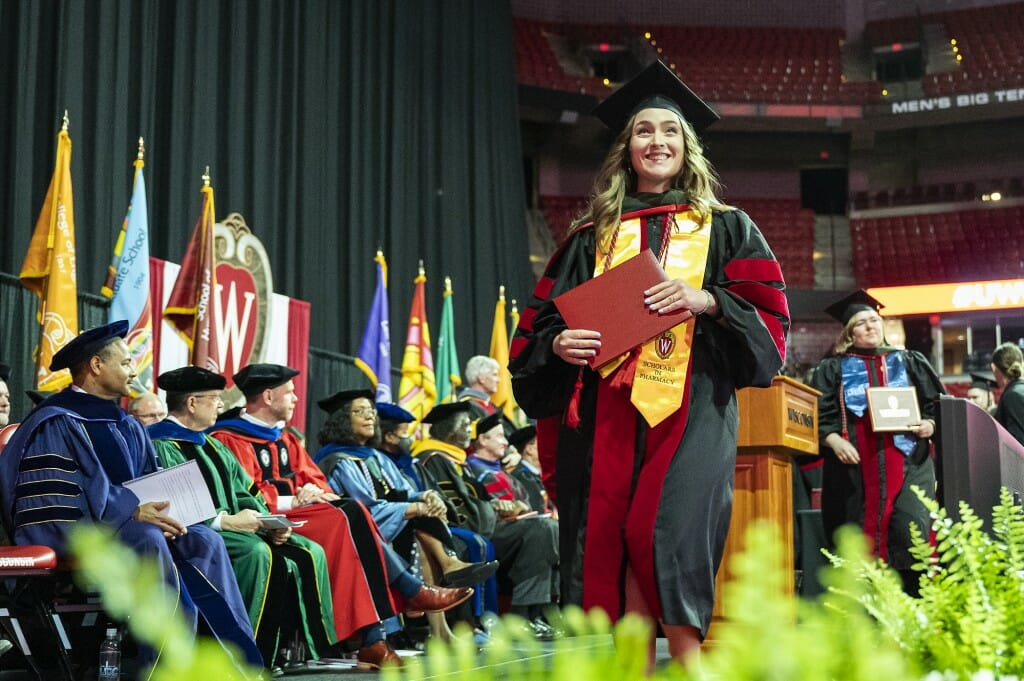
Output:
[0, 423, 107, 681]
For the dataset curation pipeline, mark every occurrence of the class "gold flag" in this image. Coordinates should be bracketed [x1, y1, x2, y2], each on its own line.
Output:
[20, 125, 78, 390]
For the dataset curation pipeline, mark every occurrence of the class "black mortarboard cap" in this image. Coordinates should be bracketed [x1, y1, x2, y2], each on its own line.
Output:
[158, 366, 227, 393]
[422, 401, 472, 425]
[317, 389, 374, 414]
[969, 371, 997, 391]
[25, 390, 53, 406]
[824, 290, 884, 326]
[233, 363, 299, 396]
[592, 60, 719, 134]
[0, 362, 9, 383]
[49, 320, 130, 371]
[377, 402, 415, 424]
[508, 425, 537, 453]
[471, 412, 504, 440]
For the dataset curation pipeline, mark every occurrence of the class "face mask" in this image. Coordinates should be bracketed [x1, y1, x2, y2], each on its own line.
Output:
[396, 436, 413, 455]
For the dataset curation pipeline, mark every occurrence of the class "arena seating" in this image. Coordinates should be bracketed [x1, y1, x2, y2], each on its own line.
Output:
[850, 177, 1024, 210]
[648, 26, 879, 105]
[514, 19, 884, 105]
[514, 19, 610, 96]
[866, 2, 1024, 97]
[517, 3, 1024, 106]
[850, 204, 1024, 286]
[539, 195, 590, 245]
[738, 198, 816, 288]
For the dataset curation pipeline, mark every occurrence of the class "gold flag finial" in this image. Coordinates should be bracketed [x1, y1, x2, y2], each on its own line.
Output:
[137, 137, 145, 161]
[498, 284, 506, 301]
[511, 298, 518, 313]
[445, 276, 452, 292]
[202, 166, 211, 187]
[61, 110, 69, 131]
[418, 260, 425, 277]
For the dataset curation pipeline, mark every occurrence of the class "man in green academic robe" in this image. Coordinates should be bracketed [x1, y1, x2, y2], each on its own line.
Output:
[148, 366, 337, 669]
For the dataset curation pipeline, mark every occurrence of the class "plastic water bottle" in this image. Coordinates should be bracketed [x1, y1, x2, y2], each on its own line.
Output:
[97, 627, 121, 681]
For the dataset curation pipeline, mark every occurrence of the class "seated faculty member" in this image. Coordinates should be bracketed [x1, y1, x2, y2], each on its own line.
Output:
[209, 363, 472, 669]
[0, 322, 262, 670]
[148, 366, 337, 670]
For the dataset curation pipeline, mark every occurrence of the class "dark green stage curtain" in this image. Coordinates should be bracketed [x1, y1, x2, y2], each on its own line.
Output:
[0, 1, 533, 377]
[0, 274, 106, 421]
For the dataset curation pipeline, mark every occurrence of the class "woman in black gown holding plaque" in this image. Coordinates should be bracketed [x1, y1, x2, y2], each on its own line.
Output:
[810, 290, 944, 592]
[509, 60, 789, 664]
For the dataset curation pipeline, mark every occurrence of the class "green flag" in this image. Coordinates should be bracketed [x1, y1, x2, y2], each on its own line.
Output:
[435, 276, 462, 404]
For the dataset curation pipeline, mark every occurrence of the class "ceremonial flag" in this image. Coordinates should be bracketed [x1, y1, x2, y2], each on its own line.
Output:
[397, 264, 436, 421]
[355, 251, 393, 402]
[509, 298, 520, 335]
[163, 171, 221, 374]
[20, 118, 77, 391]
[489, 285, 519, 424]
[435, 276, 462, 404]
[101, 139, 153, 394]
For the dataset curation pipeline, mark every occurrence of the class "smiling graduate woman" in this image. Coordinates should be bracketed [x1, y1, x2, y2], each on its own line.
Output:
[510, 61, 790, 668]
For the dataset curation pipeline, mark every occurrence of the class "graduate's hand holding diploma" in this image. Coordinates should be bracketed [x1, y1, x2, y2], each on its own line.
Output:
[553, 329, 602, 366]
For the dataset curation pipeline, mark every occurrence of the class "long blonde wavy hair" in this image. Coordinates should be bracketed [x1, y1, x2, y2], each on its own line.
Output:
[572, 110, 727, 250]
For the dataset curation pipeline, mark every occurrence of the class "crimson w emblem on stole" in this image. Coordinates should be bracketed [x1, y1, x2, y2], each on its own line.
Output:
[656, 331, 676, 359]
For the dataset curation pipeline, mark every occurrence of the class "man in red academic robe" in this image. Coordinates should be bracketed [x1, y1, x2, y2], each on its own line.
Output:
[210, 363, 472, 670]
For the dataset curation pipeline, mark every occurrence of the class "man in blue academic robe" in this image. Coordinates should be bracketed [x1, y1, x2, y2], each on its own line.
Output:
[0, 321, 262, 673]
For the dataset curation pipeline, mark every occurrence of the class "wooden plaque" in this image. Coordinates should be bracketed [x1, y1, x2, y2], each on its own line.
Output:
[866, 386, 921, 432]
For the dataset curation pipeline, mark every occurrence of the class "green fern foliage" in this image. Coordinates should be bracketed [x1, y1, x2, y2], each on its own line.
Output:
[831, 486, 1024, 679]
[386, 521, 920, 681]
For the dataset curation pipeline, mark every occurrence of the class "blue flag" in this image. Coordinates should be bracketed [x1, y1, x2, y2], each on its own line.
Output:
[355, 252, 392, 402]
[102, 154, 154, 394]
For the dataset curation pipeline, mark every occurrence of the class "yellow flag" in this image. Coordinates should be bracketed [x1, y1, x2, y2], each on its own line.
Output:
[489, 286, 519, 424]
[20, 126, 78, 390]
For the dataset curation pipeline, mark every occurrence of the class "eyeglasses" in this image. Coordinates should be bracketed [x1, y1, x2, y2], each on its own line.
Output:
[351, 407, 377, 417]
[193, 394, 224, 403]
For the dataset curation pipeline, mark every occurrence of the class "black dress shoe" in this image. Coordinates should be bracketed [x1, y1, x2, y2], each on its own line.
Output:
[441, 560, 500, 587]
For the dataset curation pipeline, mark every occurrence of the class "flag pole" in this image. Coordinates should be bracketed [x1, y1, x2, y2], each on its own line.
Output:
[191, 167, 210, 357]
[40, 112, 71, 367]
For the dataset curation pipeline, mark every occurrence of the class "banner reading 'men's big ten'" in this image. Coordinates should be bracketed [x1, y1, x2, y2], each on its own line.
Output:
[151, 213, 311, 426]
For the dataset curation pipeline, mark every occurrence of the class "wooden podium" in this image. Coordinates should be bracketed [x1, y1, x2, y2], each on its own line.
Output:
[708, 376, 820, 637]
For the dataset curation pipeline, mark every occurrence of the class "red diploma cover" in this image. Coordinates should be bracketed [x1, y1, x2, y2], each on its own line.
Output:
[553, 250, 688, 369]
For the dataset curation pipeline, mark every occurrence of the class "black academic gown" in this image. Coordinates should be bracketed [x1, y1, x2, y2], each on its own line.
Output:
[994, 379, 1024, 447]
[413, 439, 558, 608]
[510, 198, 788, 635]
[810, 347, 944, 573]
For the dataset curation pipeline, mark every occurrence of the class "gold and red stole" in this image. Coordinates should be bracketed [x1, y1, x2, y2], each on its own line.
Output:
[594, 205, 712, 427]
